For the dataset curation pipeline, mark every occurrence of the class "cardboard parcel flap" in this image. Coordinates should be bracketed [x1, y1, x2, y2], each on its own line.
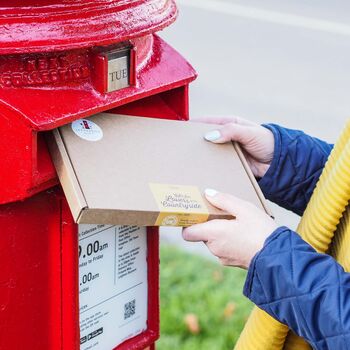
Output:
[48, 113, 271, 226]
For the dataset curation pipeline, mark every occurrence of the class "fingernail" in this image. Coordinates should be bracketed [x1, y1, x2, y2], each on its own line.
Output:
[204, 130, 221, 141]
[205, 188, 218, 197]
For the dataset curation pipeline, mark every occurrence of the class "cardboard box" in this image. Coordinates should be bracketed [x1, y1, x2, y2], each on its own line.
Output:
[48, 113, 271, 226]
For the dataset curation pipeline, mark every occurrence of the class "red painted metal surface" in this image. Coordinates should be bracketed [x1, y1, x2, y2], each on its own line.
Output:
[0, 35, 195, 130]
[0, 190, 63, 350]
[0, 0, 178, 54]
[61, 194, 81, 350]
[0, 1, 196, 349]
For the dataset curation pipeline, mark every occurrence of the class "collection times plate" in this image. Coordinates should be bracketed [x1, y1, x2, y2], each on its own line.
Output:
[79, 225, 148, 350]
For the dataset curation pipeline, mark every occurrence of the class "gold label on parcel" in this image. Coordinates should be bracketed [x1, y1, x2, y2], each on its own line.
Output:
[149, 183, 209, 226]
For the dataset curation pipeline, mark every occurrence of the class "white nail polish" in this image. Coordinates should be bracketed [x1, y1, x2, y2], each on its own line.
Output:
[204, 130, 221, 141]
[205, 188, 218, 197]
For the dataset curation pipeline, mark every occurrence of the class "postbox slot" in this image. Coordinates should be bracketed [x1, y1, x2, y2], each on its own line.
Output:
[109, 86, 189, 121]
[35, 132, 57, 182]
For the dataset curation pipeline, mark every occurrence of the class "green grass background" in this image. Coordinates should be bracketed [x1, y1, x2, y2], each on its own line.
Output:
[159, 244, 253, 350]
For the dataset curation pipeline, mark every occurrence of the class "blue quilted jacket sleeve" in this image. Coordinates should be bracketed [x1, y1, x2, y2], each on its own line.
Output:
[259, 124, 333, 216]
[244, 227, 350, 350]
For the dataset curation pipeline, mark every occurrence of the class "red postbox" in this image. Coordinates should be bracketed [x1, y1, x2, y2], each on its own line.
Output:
[0, 1, 196, 349]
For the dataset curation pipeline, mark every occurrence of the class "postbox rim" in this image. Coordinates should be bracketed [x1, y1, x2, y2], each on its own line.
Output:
[0, 0, 178, 55]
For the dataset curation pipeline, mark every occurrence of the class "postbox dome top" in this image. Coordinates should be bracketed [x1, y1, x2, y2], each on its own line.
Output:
[0, 0, 177, 54]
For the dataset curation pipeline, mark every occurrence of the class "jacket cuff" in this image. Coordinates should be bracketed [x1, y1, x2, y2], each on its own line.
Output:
[243, 226, 290, 301]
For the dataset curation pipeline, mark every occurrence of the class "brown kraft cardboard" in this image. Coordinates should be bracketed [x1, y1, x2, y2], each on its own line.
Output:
[47, 113, 272, 227]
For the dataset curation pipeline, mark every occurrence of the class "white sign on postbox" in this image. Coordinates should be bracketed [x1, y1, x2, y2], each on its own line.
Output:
[79, 225, 148, 350]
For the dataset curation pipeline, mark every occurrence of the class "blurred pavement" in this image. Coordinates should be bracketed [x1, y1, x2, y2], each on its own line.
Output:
[159, 0, 350, 259]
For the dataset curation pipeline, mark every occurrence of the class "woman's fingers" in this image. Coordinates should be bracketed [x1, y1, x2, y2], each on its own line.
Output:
[182, 219, 226, 242]
[192, 115, 256, 126]
[204, 189, 247, 217]
[182, 190, 247, 242]
[204, 123, 254, 144]
[182, 189, 277, 268]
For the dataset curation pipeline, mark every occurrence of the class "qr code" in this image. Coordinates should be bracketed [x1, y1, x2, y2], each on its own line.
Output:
[124, 299, 136, 320]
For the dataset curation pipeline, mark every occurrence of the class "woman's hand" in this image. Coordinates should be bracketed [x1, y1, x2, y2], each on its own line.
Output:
[182, 189, 277, 269]
[200, 116, 274, 178]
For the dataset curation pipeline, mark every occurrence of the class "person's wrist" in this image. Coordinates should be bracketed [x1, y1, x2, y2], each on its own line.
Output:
[251, 127, 274, 178]
[255, 162, 271, 179]
[243, 221, 278, 269]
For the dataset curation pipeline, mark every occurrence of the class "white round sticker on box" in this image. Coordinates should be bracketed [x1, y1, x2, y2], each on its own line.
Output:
[72, 119, 103, 141]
